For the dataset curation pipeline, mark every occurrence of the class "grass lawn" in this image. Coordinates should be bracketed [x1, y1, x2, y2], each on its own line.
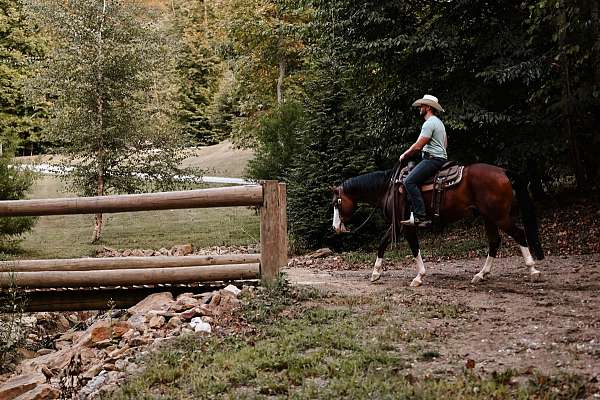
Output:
[104, 281, 588, 400]
[11, 175, 259, 260]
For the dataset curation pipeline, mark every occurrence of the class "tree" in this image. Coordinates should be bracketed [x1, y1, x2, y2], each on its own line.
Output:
[172, 0, 224, 145]
[215, 0, 310, 145]
[0, 0, 45, 155]
[27, 0, 198, 242]
[0, 150, 36, 250]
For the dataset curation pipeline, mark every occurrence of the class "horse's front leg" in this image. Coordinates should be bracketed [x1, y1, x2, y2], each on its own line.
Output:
[405, 227, 425, 287]
[472, 220, 501, 284]
[371, 226, 392, 282]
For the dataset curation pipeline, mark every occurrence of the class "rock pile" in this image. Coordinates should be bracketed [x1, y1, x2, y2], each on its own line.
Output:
[0, 284, 247, 400]
[96, 244, 259, 258]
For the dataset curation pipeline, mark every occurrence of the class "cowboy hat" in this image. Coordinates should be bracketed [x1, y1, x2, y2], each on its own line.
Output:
[412, 94, 445, 112]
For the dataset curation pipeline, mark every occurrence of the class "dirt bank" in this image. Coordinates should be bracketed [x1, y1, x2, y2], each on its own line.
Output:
[286, 254, 600, 384]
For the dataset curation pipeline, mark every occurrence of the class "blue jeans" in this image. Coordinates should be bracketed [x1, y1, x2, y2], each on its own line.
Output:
[404, 158, 446, 218]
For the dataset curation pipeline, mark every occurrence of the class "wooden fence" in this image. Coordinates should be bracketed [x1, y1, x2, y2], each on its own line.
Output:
[0, 181, 287, 290]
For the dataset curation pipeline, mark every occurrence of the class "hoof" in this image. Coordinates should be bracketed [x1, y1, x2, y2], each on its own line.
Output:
[410, 277, 422, 287]
[370, 271, 381, 283]
[471, 273, 484, 284]
[530, 270, 541, 281]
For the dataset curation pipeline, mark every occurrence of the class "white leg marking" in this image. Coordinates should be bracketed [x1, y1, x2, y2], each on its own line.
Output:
[410, 251, 426, 287]
[520, 246, 541, 279]
[332, 208, 341, 231]
[472, 255, 493, 284]
[370, 257, 383, 282]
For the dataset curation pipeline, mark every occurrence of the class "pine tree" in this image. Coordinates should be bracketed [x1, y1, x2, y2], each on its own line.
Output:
[0, 0, 45, 155]
[175, 0, 223, 145]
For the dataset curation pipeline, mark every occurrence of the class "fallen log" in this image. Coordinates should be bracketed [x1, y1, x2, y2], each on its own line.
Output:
[0, 263, 259, 288]
[0, 254, 261, 272]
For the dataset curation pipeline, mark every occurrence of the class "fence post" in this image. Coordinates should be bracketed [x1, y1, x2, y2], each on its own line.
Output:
[260, 181, 286, 284]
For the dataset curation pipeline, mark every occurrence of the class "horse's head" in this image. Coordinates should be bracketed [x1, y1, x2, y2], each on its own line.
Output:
[331, 186, 355, 233]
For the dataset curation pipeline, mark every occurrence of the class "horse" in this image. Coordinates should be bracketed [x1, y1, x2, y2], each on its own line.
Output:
[331, 163, 544, 287]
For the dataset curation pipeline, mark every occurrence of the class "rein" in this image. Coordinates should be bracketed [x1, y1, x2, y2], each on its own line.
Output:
[336, 186, 378, 234]
[349, 207, 377, 233]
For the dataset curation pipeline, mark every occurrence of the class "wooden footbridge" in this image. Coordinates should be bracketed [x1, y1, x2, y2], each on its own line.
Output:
[0, 181, 287, 311]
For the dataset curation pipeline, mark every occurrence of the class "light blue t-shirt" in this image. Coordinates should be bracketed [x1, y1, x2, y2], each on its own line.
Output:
[419, 115, 447, 159]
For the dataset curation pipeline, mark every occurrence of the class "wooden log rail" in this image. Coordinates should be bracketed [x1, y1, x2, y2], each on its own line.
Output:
[0, 182, 287, 290]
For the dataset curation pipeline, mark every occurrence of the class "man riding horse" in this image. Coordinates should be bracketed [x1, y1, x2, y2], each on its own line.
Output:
[331, 94, 544, 286]
[399, 94, 448, 228]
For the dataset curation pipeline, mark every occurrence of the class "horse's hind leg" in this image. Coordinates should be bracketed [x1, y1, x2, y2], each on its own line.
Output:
[371, 226, 392, 282]
[472, 220, 501, 284]
[404, 227, 426, 287]
[498, 219, 541, 280]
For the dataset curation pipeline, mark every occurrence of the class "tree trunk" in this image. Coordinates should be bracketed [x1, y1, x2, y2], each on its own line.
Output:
[558, 4, 586, 188]
[92, 0, 107, 243]
[590, 0, 600, 182]
[277, 58, 286, 105]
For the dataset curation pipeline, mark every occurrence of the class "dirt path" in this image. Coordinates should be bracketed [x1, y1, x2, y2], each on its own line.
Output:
[285, 254, 600, 383]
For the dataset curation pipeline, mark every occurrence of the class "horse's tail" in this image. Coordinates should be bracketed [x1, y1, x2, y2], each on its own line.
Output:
[505, 170, 545, 260]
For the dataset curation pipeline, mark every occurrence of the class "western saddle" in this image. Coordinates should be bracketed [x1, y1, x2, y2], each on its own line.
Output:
[396, 161, 464, 221]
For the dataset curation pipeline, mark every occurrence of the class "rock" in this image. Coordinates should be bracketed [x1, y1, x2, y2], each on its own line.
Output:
[166, 316, 183, 329]
[21, 316, 37, 327]
[34, 349, 54, 357]
[58, 331, 75, 341]
[0, 373, 45, 400]
[13, 384, 60, 400]
[56, 314, 71, 331]
[102, 363, 117, 371]
[158, 247, 169, 255]
[174, 294, 200, 309]
[93, 339, 113, 348]
[82, 364, 104, 380]
[190, 318, 211, 334]
[127, 314, 147, 332]
[90, 321, 131, 344]
[115, 359, 129, 372]
[209, 293, 221, 307]
[171, 244, 193, 256]
[148, 315, 165, 329]
[128, 292, 174, 315]
[107, 345, 131, 360]
[55, 341, 71, 351]
[181, 305, 213, 320]
[223, 284, 241, 296]
[17, 348, 37, 360]
[128, 336, 151, 347]
[307, 248, 334, 258]
[143, 249, 155, 257]
[122, 249, 132, 257]
[79, 373, 108, 399]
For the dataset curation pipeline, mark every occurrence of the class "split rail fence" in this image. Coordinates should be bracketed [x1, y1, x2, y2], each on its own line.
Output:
[0, 181, 287, 309]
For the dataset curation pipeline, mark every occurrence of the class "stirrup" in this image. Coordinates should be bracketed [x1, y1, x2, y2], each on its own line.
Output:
[400, 212, 431, 228]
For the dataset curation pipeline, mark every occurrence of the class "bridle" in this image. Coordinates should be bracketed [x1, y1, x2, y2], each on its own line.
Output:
[334, 186, 377, 234]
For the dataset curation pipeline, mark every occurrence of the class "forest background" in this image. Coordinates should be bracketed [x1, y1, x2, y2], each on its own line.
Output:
[0, 0, 598, 251]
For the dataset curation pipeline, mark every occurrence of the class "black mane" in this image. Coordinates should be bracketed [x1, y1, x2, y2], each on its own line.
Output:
[342, 169, 393, 203]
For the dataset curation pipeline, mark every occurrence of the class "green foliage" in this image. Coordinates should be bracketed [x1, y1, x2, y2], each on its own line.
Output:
[0, 273, 27, 373]
[215, 0, 311, 146]
[0, 0, 46, 154]
[279, 0, 600, 250]
[105, 286, 589, 399]
[246, 101, 304, 181]
[0, 151, 36, 249]
[26, 0, 197, 196]
[173, 0, 225, 145]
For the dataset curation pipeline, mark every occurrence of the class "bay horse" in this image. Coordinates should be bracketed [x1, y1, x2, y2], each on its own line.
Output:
[331, 163, 544, 286]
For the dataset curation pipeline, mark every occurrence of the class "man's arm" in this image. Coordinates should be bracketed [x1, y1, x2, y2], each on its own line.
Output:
[399, 136, 430, 162]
